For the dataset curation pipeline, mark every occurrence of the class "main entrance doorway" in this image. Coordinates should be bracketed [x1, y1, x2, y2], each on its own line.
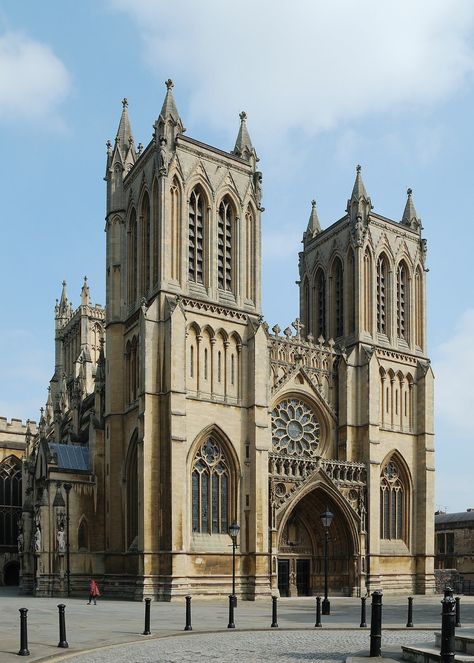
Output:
[276, 488, 358, 596]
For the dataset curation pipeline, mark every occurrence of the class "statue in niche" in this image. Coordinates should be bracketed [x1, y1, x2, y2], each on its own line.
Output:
[158, 136, 168, 175]
[17, 531, 24, 554]
[34, 526, 41, 553]
[57, 527, 66, 553]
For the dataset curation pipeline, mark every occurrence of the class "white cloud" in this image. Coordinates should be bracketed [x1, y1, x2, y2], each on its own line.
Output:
[110, 0, 474, 145]
[0, 31, 71, 126]
[434, 308, 474, 436]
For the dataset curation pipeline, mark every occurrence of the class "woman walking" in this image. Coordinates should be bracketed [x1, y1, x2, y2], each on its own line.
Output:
[87, 578, 100, 605]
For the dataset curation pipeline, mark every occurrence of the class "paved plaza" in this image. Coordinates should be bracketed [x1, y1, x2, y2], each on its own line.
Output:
[0, 589, 472, 663]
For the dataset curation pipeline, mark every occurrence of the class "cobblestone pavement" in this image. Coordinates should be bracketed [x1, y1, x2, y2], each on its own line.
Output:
[64, 630, 435, 663]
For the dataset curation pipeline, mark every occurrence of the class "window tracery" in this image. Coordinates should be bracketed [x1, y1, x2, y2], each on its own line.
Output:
[0, 456, 21, 547]
[271, 398, 320, 458]
[377, 255, 389, 334]
[314, 269, 326, 338]
[191, 438, 230, 534]
[189, 187, 205, 284]
[218, 197, 234, 292]
[380, 459, 406, 541]
[397, 261, 409, 341]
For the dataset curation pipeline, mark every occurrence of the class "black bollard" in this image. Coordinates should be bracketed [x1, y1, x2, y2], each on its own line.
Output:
[455, 596, 461, 628]
[315, 596, 322, 628]
[18, 608, 30, 657]
[440, 595, 456, 663]
[227, 594, 236, 629]
[142, 597, 151, 635]
[184, 595, 192, 631]
[360, 596, 367, 628]
[444, 586, 454, 599]
[406, 596, 413, 628]
[271, 595, 279, 628]
[369, 590, 383, 657]
[57, 604, 69, 648]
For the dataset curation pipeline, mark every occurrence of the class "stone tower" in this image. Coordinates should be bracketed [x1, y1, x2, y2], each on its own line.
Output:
[298, 166, 435, 592]
[103, 82, 270, 598]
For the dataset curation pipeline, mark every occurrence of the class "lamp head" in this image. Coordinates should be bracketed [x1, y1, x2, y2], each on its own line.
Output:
[320, 510, 334, 529]
[229, 521, 240, 541]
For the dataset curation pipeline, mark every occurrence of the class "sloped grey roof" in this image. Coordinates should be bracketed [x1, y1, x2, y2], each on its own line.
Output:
[435, 511, 474, 525]
[49, 442, 90, 472]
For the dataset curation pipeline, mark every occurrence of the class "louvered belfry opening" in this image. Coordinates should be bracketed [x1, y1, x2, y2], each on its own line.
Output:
[189, 187, 204, 284]
[218, 198, 233, 292]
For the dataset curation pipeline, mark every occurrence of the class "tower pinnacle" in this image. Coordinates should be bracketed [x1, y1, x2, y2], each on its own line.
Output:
[305, 199, 321, 239]
[233, 110, 255, 163]
[346, 164, 372, 222]
[401, 187, 421, 232]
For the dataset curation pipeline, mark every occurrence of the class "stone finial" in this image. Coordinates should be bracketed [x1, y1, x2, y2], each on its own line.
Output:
[165, 79, 174, 90]
[239, 111, 247, 122]
[122, 98, 128, 108]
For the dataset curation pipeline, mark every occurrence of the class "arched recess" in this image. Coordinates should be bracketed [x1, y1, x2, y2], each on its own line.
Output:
[376, 252, 391, 335]
[301, 276, 311, 337]
[140, 190, 151, 296]
[170, 176, 182, 282]
[0, 455, 22, 547]
[396, 259, 410, 342]
[363, 247, 373, 334]
[346, 248, 355, 334]
[380, 451, 412, 545]
[127, 207, 138, 306]
[414, 265, 424, 349]
[227, 332, 242, 400]
[186, 322, 201, 392]
[276, 479, 361, 597]
[77, 516, 89, 551]
[152, 178, 160, 285]
[188, 426, 240, 537]
[313, 267, 326, 339]
[217, 194, 238, 294]
[330, 256, 344, 338]
[244, 203, 256, 302]
[125, 430, 139, 550]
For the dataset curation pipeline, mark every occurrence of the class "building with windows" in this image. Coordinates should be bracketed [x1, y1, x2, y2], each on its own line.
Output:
[0, 417, 35, 585]
[435, 510, 474, 593]
[21, 81, 435, 598]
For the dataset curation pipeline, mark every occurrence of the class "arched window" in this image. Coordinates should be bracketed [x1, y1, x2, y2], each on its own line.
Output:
[363, 248, 372, 333]
[302, 278, 310, 337]
[347, 249, 355, 334]
[397, 261, 409, 341]
[78, 518, 89, 551]
[126, 434, 138, 548]
[331, 258, 344, 338]
[245, 206, 255, 302]
[128, 208, 137, 305]
[191, 437, 230, 534]
[170, 178, 181, 281]
[218, 197, 234, 292]
[380, 459, 407, 541]
[414, 266, 423, 348]
[0, 456, 22, 547]
[152, 179, 159, 285]
[125, 340, 131, 403]
[188, 187, 205, 284]
[130, 336, 138, 402]
[376, 254, 389, 334]
[314, 269, 326, 339]
[140, 192, 151, 295]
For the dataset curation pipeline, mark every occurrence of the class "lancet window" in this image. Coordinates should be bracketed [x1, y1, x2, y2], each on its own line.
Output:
[217, 197, 234, 292]
[363, 249, 372, 333]
[414, 266, 423, 348]
[380, 459, 407, 541]
[126, 435, 138, 548]
[140, 192, 151, 295]
[152, 179, 159, 285]
[377, 255, 389, 334]
[315, 269, 326, 338]
[0, 456, 22, 547]
[245, 206, 255, 302]
[170, 179, 180, 281]
[189, 187, 205, 284]
[192, 438, 230, 534]
[397, 261, 409, 341]
[332, 258, 344, 338]
[128, 208, 137, 305]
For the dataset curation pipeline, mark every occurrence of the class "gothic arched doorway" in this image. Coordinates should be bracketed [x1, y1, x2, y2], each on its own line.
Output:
[4, 561, 20, 586]
[276, 488, 359, 597]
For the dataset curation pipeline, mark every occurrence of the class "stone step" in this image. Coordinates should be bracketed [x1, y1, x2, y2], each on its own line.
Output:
[402, 644, 474, 663]
[434, 631, 474, 655]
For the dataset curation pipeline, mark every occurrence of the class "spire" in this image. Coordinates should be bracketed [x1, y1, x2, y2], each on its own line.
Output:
[401, 188, 421, 232]
[58, 280, 69, 317]
[156, 79, 184, 139]
[346, 164, 372, 223]
[115, 97, 134, 151]
[233, 111, 256, 164]
[305, 199, 321, 239]
[80, 276, 90, 306]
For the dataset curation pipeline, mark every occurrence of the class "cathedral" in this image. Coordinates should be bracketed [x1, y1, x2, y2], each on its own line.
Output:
[19, 80, 435, 599]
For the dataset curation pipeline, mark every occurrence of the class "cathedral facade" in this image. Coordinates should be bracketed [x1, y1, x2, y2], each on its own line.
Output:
[20, 81, 435, 599]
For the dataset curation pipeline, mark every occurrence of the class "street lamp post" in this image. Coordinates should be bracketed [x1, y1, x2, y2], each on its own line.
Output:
[64, 483, 72, 596]
[320, 509, 333, 616]
[228, 521, 240, 629]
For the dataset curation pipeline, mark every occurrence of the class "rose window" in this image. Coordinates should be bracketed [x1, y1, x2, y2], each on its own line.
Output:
[271, 398, 320, 457]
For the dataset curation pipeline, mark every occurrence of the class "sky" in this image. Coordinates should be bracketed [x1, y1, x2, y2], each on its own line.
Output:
[0, 0, 473, 512]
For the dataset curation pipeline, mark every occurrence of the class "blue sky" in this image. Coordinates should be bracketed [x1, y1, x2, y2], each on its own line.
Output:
[0, 1, 473, 512]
